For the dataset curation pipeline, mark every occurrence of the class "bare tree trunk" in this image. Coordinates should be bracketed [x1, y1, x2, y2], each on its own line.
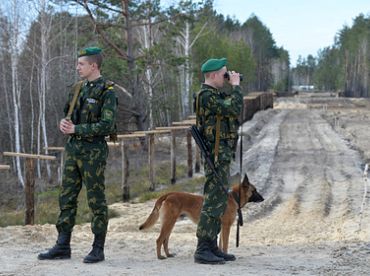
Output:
[37, 74, 42, 177]
[360, 38, 368, 97]
[177, 21, 207, 118]
[29, 41, 36, 154]
[344, 50, 350, 96]
[181, 22, 191, 118]
[39, 4, 52, 178]
[122, 0, 143, 130]
[2, 55, 16, 170]
[10, 0, 24, 187]
[364, 39, 369, 97]
[140, 21, 154, 129]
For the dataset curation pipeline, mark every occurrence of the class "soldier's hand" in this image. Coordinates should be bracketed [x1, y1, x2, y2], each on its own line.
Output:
[60, 119, 76, 134]
[228, 71, 240, 86]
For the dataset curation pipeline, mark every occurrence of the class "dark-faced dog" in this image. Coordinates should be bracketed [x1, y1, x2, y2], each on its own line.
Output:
[139, 174, 264, 259]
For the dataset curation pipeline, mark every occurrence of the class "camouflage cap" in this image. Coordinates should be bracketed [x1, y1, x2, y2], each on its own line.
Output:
[201, 58, 227, 73]
[78, 47, 102, 57]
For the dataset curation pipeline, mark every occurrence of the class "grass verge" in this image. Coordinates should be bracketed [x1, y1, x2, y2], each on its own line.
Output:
[0, 162, 203, 227]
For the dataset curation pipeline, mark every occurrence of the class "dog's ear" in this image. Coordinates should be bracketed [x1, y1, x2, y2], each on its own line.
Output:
[229, 173, 241, 186]
[242, 173, 250, 186]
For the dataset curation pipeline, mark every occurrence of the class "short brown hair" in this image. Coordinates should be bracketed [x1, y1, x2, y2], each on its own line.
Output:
[85, 53, 103, 69]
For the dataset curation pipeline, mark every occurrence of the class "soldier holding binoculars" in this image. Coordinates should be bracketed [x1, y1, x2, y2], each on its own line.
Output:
[193, 58, 243, 264]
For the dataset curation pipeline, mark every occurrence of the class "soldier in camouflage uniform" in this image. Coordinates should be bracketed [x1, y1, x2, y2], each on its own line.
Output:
[194, 58, 243, 264]
[38, 47, 117, 263]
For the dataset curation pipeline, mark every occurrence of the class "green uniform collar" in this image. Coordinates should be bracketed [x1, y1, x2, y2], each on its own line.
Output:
[85, 76, 104, 87]
[201, 83, 218, 92]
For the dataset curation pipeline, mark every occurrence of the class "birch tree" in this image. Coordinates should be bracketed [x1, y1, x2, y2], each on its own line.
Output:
[172, 1, 208, 118]
[33, 0, 54, 178]
[0, 14, 16, 170]
[176, 20, 207, 118]
[8, 0, 25, 187]
[136, 1, 162, 129]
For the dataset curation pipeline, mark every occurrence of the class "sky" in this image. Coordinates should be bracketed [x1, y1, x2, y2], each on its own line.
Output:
[213, 0, 370, 66]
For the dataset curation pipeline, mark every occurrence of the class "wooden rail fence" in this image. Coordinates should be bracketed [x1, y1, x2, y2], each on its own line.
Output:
[242, 92, 274, 121]
[2, 92, 274, 220]
[0, 164, 10, 170]
[3, 152, 56, 225]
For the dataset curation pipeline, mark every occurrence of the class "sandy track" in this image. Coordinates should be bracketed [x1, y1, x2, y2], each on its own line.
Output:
[2, 94, 370, 275]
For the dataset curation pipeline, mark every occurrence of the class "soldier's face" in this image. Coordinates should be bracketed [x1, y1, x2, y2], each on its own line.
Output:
[76, 57, 95, 79]
[214, 67, 227, 88]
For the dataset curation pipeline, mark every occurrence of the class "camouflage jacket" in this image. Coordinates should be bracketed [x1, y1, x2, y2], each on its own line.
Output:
[64, 76, 117, 138]
[195, 83, 243, 147]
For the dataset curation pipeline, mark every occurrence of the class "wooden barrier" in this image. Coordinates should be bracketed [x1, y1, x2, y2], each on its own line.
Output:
[3, 152, 56, 160]
[145, 127, 195, 190]
[172, 119, 196, 126]
[0, 92, 274, 220]
[155, 126, 191, 183]
[170, 130, 176, 184]
[42, 128, 193, 202]
[116, 129, 180, 199]
[3, 92, 272, 208]
[3, 152, 56, 225]
[145, 130, 171, 191]
[115, 134, 146, 202]
[242, 92, 274, 122]
[156, 125, 200, 177]
[0, 164, 10, 170]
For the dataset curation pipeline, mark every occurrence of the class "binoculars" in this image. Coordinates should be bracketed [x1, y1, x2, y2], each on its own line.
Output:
[224, 72, 243, 82]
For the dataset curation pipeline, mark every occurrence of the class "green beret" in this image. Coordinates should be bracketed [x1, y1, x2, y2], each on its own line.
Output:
[201, 58, 227, 73]
[78, 47, 102, 57]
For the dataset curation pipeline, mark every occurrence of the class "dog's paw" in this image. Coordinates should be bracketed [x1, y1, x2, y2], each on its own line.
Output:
[158, 255, 166, 260]
[167, 253, 176, 258]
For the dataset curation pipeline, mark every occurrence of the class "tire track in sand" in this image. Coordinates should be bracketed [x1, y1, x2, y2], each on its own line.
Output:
[242, 108, 365, 244]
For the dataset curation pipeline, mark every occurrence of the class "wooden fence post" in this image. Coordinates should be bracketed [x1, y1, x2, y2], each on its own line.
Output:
[25, 159, 35, 225]
[187, 130, 193, 178]
[157, 124, 195, 179]
[121, 140, 130, 202]
[148, 133, 155, 191]
[170, 130, 176, 184]
[195, 146, 200, 173]
[3, 152, 56, 225]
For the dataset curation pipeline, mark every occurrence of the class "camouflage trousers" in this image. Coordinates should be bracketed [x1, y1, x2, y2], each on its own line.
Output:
[196, 154, 231, 241]
[56, 138, 109, 235]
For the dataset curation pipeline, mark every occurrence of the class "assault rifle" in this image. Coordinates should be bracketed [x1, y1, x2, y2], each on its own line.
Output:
[190, 125, 228, 194]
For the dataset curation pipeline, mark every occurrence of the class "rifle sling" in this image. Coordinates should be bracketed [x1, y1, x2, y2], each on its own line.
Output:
[66, 81, 83, 120]
[215, 114, 221, 162]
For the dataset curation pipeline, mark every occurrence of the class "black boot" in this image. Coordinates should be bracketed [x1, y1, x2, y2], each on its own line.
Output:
[210, 239, 236, 261]
[194, 239, 225, 264]
[38, 232, 71, 260]
[83, 233, 106, 263]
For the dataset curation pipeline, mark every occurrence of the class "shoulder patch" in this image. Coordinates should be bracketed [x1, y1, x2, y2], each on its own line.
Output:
[105, 80, 115, 89]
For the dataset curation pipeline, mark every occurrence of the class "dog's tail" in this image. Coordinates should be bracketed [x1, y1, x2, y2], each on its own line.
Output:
[139, 194, 168, 230]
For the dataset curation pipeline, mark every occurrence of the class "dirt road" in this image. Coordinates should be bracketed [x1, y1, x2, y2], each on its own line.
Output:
[2, 93, 370, 275]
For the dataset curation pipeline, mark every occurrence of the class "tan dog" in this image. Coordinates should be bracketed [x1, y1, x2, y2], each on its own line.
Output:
[139, 174, 264, 259]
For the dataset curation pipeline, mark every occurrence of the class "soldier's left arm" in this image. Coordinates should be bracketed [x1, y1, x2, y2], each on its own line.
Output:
[74, 89, 117, 136]
[214, 85, 243, 116]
